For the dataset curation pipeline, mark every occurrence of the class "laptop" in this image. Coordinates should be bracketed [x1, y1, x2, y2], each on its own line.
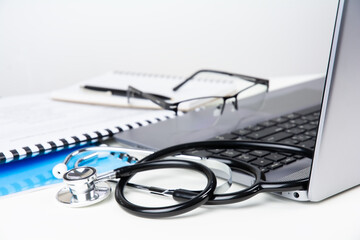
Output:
[114, 0, 360, 202]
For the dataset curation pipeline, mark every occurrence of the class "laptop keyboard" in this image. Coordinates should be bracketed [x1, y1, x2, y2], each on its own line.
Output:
[183, 105, 321, 174]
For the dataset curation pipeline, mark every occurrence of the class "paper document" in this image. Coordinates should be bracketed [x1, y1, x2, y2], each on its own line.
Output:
[0, 93, 175, 163]
[51, 71, 240, 111]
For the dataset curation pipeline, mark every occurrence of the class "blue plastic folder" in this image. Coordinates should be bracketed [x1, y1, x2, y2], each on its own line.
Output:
[0, 146, 134, 197]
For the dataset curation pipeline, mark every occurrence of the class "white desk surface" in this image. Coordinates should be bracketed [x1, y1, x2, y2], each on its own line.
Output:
[1, 184, 359, 240]
[1, 76, 359, 240]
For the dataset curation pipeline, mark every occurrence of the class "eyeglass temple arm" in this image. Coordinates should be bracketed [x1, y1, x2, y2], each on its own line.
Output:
[127, 86, 177, 111]
[173, 69, 269, 92]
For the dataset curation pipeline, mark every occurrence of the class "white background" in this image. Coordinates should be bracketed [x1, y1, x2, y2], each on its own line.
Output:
[2, 1, 360, 240]
[0, 0, 338, 96]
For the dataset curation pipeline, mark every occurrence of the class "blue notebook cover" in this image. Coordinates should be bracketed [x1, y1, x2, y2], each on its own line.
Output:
[0, 145, 134, 196]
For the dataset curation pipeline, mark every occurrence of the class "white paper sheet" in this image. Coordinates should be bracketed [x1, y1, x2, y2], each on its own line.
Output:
[0, 93, 174, 162]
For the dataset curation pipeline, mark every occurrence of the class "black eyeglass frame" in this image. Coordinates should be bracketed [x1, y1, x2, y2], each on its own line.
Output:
[127, 69, 269, 116]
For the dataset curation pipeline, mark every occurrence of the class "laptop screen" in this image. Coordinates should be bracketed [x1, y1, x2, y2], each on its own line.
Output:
[308, 0, 360, 201]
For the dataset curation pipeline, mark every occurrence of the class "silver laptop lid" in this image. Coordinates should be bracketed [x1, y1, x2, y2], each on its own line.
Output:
[309, 0, 360, 201]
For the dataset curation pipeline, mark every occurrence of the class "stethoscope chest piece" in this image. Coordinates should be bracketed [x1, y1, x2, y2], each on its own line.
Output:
[56, 166, 111, 207]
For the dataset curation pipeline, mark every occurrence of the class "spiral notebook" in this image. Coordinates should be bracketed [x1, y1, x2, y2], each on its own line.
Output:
[0, 145, 133, 196]
[0, 93, 175, 164]
[51, 71, 239, 111]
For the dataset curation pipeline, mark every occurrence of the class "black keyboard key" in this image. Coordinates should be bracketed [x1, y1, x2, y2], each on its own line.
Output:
[206, 149, 225, 154]
[279, 138, 300, 145]
[246, 125, 264, 131]
[211, 133, 238, 140]
[234, 136, 253, 141]
[272, 117, 289, 124]
[249, 150, 270, 157]
[289, 119, 308, 125]
[298, 140, 316, 149]
[232, 129, 251, 136]
[292, 134, 311, 142]
[220, 133, 239, 139]
[183, 149, 210, 157]
[259, 121, 276, 127]
[286, 128, 305, 135]
[247, 126, 284, 140]
[265, 153, 286, 162]
[262, 132, 293, 142]
[235, 154, 257, 162]
[278, 122, 296, 129]
[237, 149, 251, 153]
[280, 152, 295, 157]
[305, 130, 317, 137]
[310, 120, 319, 125]
[301, 114, 319, 121]
[268, 162, 283, 170]
[298, 124, 317, 131]
[220, 150, 241, 158]
[281, 157, 297, 165]
[285, 113, 300, 119]
[251, 158, 273, 167]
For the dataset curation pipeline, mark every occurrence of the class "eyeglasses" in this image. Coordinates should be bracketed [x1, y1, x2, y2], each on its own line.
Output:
[127, 69, 269, 116]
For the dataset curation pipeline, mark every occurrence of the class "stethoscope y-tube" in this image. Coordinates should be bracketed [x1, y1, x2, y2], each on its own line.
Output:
[114, 159, 217, 218]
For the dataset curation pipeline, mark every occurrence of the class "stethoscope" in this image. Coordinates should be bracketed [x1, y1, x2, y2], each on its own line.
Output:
[54, 140, 313, 218]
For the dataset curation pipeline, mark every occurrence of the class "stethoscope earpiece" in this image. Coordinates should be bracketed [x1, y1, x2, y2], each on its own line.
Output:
[56, 166, 111, 207]
[52, 163, 68, 179]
